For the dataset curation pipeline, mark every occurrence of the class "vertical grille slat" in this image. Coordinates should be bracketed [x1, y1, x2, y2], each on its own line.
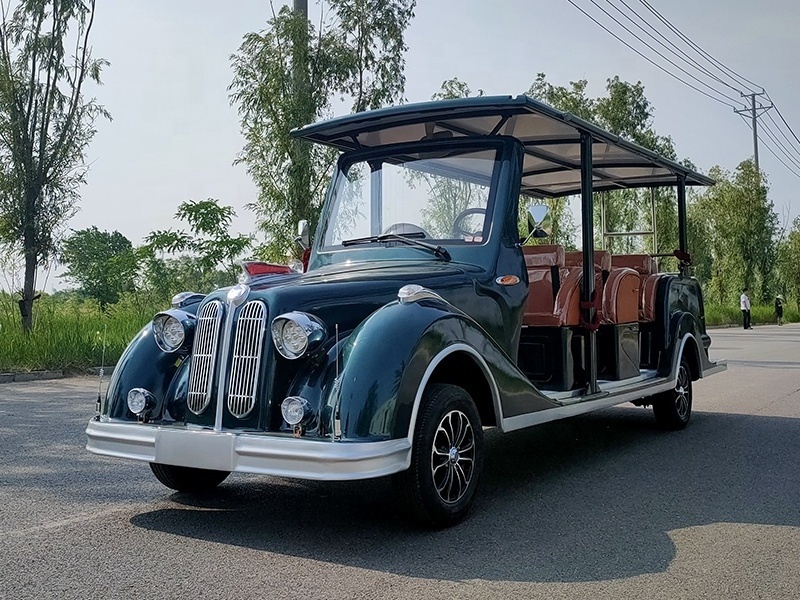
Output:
[187, 301, 224, 414]
[227, 301, 267, 419]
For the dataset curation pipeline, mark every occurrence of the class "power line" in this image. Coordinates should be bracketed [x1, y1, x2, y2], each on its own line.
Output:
[636, 0, 764, 95]
[586, 0, 745, 107]
[564, 0, 743, 110]
[608, 0, 748, 98]
[759, 120, 800, 171]
[567, 0, 800, 181]
[739, 114, 800, 180]
[767, 97, 800, 148]
[764, 110, 800, 164]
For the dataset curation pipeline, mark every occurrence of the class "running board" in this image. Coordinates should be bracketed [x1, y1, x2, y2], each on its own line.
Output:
[502, 376, 673, 433]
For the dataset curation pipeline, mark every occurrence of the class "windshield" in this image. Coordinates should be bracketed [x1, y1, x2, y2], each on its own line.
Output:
[319, 147, 498, 252]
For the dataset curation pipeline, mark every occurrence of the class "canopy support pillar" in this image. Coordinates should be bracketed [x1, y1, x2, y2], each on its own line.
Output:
[677, 174, 688, 276]
[580, 132, 599, 395]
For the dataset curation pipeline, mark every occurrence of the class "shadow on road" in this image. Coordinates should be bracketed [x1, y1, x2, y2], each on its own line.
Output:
[129, 407, 800, 583]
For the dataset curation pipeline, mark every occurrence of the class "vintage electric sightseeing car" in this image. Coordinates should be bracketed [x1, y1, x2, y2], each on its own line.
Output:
[86, 96, 726, 527]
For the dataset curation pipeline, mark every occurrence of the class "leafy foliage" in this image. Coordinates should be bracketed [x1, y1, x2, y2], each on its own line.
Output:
[60, 227, 137, 308]
[777, 217, 800, 309]
[693, 160, 777, 304]
[526, 74, 678, 256]
[0, 0, 109, 330]
[142, 199, 252, 297]
[229, 0, 416, 261]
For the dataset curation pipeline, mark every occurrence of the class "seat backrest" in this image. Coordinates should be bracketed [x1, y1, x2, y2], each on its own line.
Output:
[611, 254, 657, 275]
[553, 268, 583, 326]
[522, 245, 565, 325]
[601, 267, 640, 324]
[523, 244, 564, 270]
[564, 250, 611, 272]
[640, 273, 663, 322]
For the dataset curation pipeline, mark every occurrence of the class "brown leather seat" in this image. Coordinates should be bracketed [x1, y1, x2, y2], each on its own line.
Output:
[522, 245, 565, 326]
[641, 274, 662, 322]
[564, 250, 611, 272]
[611, 254, 659, 322]
[601, 268, 640, 324]
[564, 250, 609, 325]
[610, 254, 657, 274]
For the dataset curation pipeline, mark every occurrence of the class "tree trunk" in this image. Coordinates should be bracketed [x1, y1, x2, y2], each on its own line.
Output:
[19, 189, 38, 332]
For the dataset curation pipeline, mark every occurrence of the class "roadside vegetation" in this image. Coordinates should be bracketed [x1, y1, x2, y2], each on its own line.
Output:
[0, 198, 250, 372]
[1, 1, 799, 373]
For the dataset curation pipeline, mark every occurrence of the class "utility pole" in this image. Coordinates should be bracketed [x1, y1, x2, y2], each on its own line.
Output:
[735, 92, 772, 175]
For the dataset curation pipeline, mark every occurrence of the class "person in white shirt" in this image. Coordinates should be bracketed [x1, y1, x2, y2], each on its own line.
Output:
[740, 288, 752, 330]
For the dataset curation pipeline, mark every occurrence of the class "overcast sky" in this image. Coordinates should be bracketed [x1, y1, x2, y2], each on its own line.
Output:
[69, 0, 800, 262]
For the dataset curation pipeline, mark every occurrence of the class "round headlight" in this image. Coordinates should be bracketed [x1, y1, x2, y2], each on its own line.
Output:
[281, 396, 310, 426]
[127, 388, 154, 416]
[271, 312, 326, 360]
[153, 314, 186, 352]
[282, 319, 309, 355]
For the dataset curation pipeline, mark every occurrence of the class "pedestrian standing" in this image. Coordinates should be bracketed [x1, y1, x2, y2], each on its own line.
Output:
[775, 294, 784, 326]
[740, 288, 752, 330]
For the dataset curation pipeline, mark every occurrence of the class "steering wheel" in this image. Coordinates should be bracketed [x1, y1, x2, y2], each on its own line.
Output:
[381, 222, 430, 238]
[452, 208, 487, 239]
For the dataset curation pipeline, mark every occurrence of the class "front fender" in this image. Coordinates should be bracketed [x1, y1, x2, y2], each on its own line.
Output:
[103, 303, 201, 421]
[103, 323, 188, 421]
[310, 297, 557, 442]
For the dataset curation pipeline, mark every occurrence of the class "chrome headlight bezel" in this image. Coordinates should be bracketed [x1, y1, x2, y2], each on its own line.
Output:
[271, 312, 327, 360]
[152, 310, 195, 353]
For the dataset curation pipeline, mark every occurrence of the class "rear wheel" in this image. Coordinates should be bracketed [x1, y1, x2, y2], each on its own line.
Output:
[149, 463, 230, 493]
[653, 358, 693, 430]
[393, 383, 484, 528]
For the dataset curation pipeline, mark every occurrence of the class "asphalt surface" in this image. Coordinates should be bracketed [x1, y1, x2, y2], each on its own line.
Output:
[1, 325, 799, 599]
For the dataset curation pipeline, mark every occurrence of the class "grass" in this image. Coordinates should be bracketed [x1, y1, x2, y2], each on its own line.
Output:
[704, 303, 798, 327]
[1, 293, 795, 372]
[0, 292, 166, 373]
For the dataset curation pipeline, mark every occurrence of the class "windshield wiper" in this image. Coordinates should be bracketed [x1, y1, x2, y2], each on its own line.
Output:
[341, 233, 451, 262]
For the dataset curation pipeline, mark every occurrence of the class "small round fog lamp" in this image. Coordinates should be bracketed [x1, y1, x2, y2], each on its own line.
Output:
[127, 388, 154, 416]
[281, 396, 310, 426]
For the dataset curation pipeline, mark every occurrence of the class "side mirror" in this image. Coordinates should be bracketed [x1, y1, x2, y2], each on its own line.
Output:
[526, 204, 550, 240]
[528, 204, 549, 227]
[295, 220, 309, 250]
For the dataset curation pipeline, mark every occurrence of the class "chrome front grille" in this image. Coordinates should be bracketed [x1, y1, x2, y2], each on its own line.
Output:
[187, 300, 223, 414]
[227, 300, 267, 418]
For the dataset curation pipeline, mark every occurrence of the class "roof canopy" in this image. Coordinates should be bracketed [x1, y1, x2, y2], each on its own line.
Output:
[292, 95, 714, 198]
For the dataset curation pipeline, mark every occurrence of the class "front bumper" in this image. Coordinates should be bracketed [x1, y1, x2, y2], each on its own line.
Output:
[85, 419, 411, 481]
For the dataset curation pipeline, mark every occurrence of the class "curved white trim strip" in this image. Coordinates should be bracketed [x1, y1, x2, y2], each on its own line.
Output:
[405, 343, 502, 445]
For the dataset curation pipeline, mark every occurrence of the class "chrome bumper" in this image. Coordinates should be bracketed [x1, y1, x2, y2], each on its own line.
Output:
[85, 419, 411, 481]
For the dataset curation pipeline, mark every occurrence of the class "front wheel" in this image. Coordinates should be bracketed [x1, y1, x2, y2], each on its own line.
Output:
[652, 358, 693, 430]
[149, 463, 230, 493]
[393, 384, 484, 528]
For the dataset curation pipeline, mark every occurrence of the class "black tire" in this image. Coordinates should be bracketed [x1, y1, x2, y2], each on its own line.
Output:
[149, 463, 230, 493]
[393, 383, 484, 528]
[653, 358, 693, 430]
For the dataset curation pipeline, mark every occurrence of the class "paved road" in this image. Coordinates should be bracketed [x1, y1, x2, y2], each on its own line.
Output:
[1, 325, 799, 599]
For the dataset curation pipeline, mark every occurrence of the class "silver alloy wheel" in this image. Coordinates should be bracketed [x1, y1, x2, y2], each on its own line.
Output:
[675, 364, 691, 419]
[430, 409, 476, 504]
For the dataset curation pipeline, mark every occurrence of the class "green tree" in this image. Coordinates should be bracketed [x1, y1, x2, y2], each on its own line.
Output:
[0, 0, 109, 331]
[776, 217, 800, 309]
[695, 160, 777, 304]
[526, 74, 680, 251]
[60, 227, 137, 309]
[142, 199, 253, 296]
[229, 0, 416, 261]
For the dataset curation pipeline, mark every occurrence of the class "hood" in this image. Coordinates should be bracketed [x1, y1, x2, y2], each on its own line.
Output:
[205, 260, 479, 334]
